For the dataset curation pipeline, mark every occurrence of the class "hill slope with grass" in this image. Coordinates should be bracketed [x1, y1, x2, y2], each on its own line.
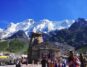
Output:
[0, 39, 28, 54]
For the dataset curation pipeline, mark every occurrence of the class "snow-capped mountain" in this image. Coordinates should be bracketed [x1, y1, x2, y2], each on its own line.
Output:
[33, 19, 74, 32]
[0, 19, 74, 39]
[33, 19, 55, 33]
[0, 28, 3, 32]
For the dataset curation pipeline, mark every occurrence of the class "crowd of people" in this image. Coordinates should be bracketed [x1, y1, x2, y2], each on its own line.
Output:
[15, 51, 87, 67]
[41, 51, 87, 67]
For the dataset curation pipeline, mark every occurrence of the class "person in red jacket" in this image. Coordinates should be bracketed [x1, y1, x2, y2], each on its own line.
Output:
[67, 51, 80, 67]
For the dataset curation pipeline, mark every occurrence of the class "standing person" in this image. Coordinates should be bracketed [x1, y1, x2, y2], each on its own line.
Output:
[54, 58, 58, 67]
[47, 59, 51, 67]
[67, 51, 80, 67]
[58, 57, 66, 67]
[48, 59, 54, 67]
[62, 57, 67, 67]
[54, 61, 58, 67]
[41, 57, 48, 67]
[79, 53, 86, 67]
[16, 60, 21, 67]
[50, 60, 54, 67]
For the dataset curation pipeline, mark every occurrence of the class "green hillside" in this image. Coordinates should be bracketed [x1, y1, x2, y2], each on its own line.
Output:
[77, 45, 87, 53]
[0, 41, 8, 51]
[0, 39, 28, 54]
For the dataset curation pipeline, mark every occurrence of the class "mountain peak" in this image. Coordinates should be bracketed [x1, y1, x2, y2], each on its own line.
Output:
[23, 19, 34, 24]
[75, 18, 87, 24]
[41, 19, 51, 22]
[77, 18, 86, 22]
[0, 19, 74, 39]
[69, 18, 87, 31]
[75, 18, 87, 25]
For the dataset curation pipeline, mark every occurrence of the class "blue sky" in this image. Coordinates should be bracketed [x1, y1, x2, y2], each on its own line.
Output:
[0, 0, 87, 28]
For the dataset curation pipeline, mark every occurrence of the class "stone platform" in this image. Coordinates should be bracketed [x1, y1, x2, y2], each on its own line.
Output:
[0, 64, 41, 67]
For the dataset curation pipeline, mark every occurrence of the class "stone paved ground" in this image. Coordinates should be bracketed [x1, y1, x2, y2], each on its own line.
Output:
[0, 64, 41, 67]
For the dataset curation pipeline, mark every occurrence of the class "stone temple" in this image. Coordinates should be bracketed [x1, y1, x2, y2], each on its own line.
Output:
[27, 32, 60, 63]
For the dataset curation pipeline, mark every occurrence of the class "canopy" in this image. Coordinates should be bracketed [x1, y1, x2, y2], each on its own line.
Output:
[0, 56, 9, 59]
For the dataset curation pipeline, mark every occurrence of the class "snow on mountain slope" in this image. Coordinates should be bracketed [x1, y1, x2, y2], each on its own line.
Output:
[0, 28, 3, 32]
[1, 19, 34, 39]
[16, 19, 34, 35]
[0, 19, 74, 39]
[1, 22, 19, 39]
[33, 19, 55, 33]
[54, 20, 75, 30]
[16, 19, 34, 31]
[33, 19, 74, 32]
